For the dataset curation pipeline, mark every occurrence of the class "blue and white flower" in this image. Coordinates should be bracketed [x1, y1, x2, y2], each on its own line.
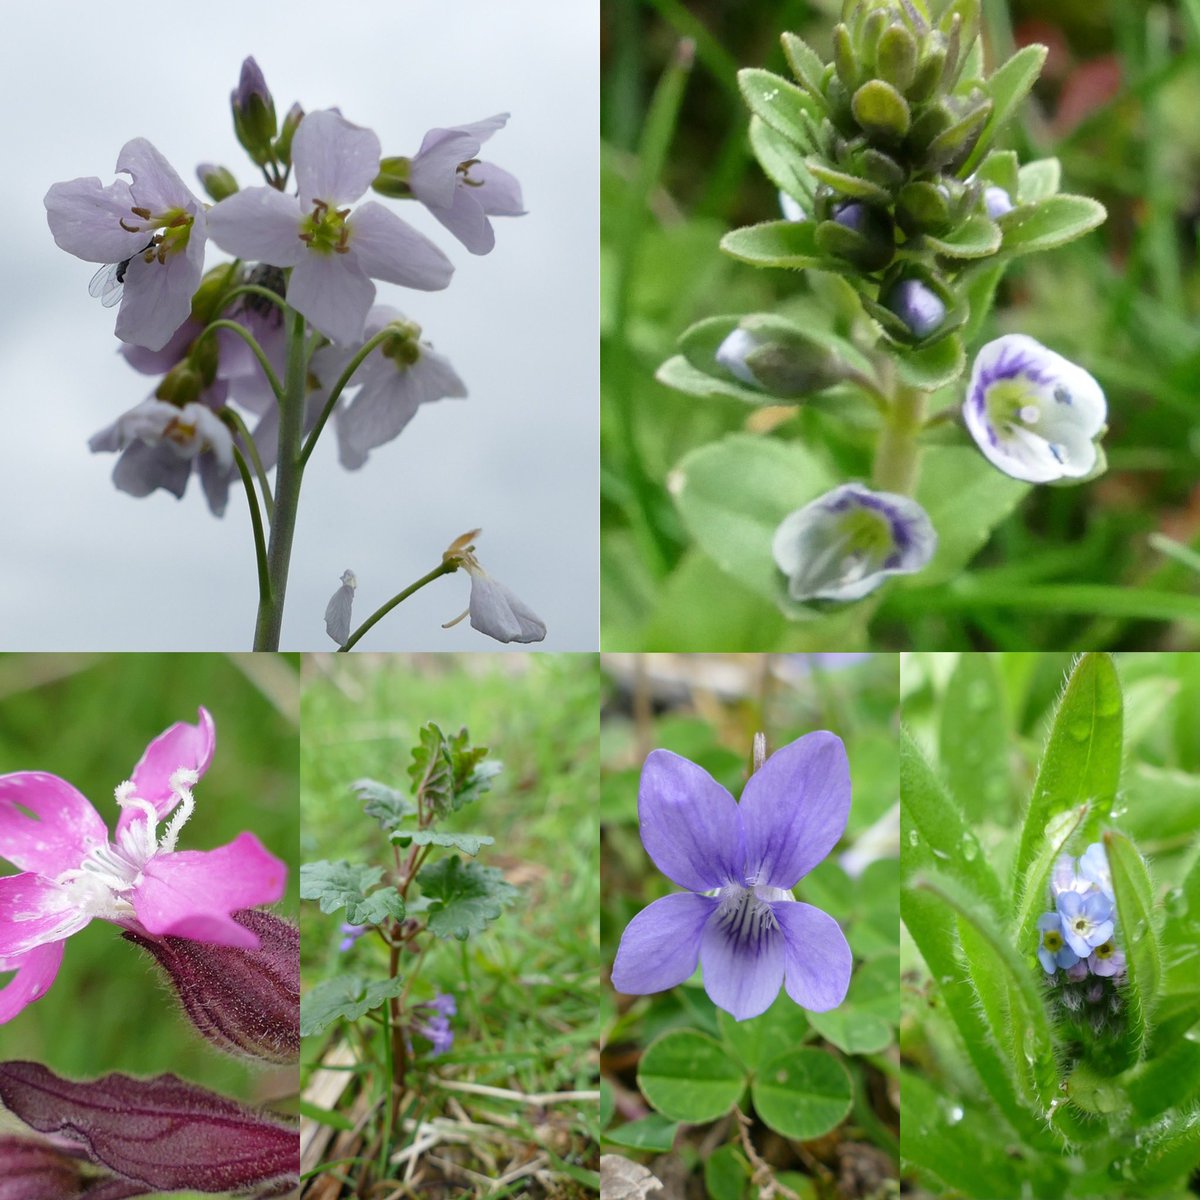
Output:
[1037, 911, 1080, 975]
[772, 484, 937, 602]
[964, 335, 1107, 484]
[1056, 887, 1114, 959]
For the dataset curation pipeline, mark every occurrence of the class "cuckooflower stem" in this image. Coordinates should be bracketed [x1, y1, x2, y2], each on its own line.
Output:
[194, 319, 283, 402]
[220, 408, 274, 520]
[233, 447, 271, 614]
[338, 562, 459, 652]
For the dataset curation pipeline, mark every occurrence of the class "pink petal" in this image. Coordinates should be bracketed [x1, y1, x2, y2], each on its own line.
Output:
[0, 943, 65, 1024]
[294, 110, 381, 207]
[43, 176, 145, 263]
[132, 833, 287, 948]
[0, 1061, 299, 1196]
[0, 875, 91, 958]
[287, 252, 374, 346]
[0, 773, 108, 876]
[206, 188, 305, 266]
[117, 708, 215, 841]
[113, 245, 204, 353]
[350, 202, 454, 290]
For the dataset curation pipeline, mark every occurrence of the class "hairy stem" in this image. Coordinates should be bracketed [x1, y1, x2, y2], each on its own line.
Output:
[872, 383, 929, 496]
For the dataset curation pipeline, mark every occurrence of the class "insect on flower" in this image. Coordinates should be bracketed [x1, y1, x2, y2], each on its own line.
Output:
[88, 239, 156, 308]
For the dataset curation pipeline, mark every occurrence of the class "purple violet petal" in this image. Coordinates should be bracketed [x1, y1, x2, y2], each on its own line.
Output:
[774, 900, 851, 1011]
[610, 891, 715, 995]
[698, 905, 786, 1022]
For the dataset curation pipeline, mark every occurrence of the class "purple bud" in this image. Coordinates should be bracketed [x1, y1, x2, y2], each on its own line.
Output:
[0, 1062, 298, 1197]
[883, 279, 946, 337]
[123, 910, 298, 1065]
[984, 185, 1014, 218]
[415, 1013, 454, 1056]
[231, 57, 277, 167]
[233, 56, 272, 111]
[833, 202, 869, 233]
[0, 1136, 87, 1200]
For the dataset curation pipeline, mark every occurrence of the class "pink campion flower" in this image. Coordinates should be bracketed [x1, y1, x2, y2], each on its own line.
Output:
[206, 110, 454, 345]
[0, 708, 286, 1023]
[45, 139, 207, 352]
[407, 114, 526, 254]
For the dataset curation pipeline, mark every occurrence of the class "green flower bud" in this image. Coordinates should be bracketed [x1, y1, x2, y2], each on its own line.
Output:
[274, 102, 304, 169]
[196, 163, 239, 203]
[156, 361, 203, 406]
[189, 262, 240, 327]
[716, 320, 850, 398]
[231, 57, 277, 168]
[875, 23, 918, 92]
[852, 79, 912, 143]
[896, 180, 952, 235]
[814, 201, 895, 272]
[373, 155, 414, 199]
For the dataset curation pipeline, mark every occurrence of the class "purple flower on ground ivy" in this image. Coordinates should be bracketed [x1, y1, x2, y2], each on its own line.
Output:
[611, 734, 852, 1022]
[45, 139, 208, 352]
[1056, 888, 1115, 959]
[207, 110, 453, 345]
[331, 306, 467, 470]
[407, 114, 525, 254]
[338, 921, 366, 952]
[964, 334, 1107, 483]
[1036, 912, 1080, 974]
[772, 484, 937, 602]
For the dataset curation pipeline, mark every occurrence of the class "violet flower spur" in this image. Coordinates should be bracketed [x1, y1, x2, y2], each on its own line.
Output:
[45, 139, 207, 352]
[206, 109, 454, 345]
[611, 734, 852, 1022]
[0, 707, 286, 1022]
[405, 114, 526, 254]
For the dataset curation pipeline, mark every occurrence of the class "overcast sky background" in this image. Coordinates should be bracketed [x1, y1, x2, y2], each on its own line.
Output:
[1, 0, 597, 651]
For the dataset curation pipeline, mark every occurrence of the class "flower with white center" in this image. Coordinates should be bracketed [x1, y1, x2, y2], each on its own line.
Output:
[1088, 940, 1126, 978]
[612, 735, 852, 1021]
[331, 306, 467, 469]
[206, 110, 453, 345]
[964, 335, 1107, 484]
[773, 484, 937, 602]
[1056, 887, 1115, 959]
[442, 529, 546, 644]
[407, 114, 525, 254]
[89, 396, 236, 517]
[1036, 911, 1080, 975]
[0, 709, 286, 1022]
[45, 139, 207, 352]
[324, 570, 357, 647]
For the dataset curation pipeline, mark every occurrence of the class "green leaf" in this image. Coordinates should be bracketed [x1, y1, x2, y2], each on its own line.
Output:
[390, 830, 495, 856]
[737, 68, 818, 149]
[1013, 653, 1122, 888]
[960, 44, 1047, 176]
[656, 354, 770, 405]
[601, 1113, 679, 1153]
[300, 975, 405, 1038]
[909, 447, 1028, 587]
[851, 79, 911, 140]
[1016, 158, 1061, 205]
[997, 194, 1106, 256]
[406, 723, 500, 817]
[704, 1145, 749, 1200]
[349, 887, 405, 926]
[1010, 801, 1088, 969]
[896, 335, 965, 391]
[1123, 1110, 1200, 1188]
[750, 1047, 852, 1140]
[720, 220, 833, 271]
[923, 214, 1001, 258]
[1106, 829, 1162, 1057]
[418, 855, 519, 940]
[780, 33, 825, 99]
[351, 779, 415, 831]
[300, 860, 384, 920]
[806, 954, 899, 1054]
[748, 117, 815, 209]
[938, 653, 1009, 824]
[1120, 1035, 1200, 1120]
[717, 993, 809, 1072]
[806, 160, 892, 205]
[670, 434, 836, 609]
[637, 1030, 745, 1123]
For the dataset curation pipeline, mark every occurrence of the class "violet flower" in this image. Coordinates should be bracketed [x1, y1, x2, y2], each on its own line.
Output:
[45, 140, 207, 352]
[964, 334, 1107, 483]
[407, 114, 525, 254]
[207, 110, 453, 344]
[0, 708, 286, 1022]
[611, 734, 852, 1022]
[773, 483, 937, 602]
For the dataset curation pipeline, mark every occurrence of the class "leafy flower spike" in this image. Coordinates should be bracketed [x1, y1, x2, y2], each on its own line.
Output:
[612, 734, 852, 1022]
[0, 708, 286, 1023]
[964, 335, 1107, 483]
[773, 483, 936, 602]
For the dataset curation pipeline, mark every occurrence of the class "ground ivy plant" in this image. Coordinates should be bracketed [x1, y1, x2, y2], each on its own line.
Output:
[299, 722, 517, 1189]
[901, 653, 1200, 1198]
[660, 0, 1107, 641]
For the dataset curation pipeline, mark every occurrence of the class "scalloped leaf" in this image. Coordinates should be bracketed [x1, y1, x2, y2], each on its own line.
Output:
[300, 860, 384, 920]
[390, 830, 495, 856]
[352, 779, 415, 831]
[418, 855, 519, 940]
[300, 975, 405, 1038]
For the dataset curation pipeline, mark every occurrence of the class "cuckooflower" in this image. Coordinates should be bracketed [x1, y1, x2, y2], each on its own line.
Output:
[442, 530, 546, 644]
[207, 110, 453, 344]
[332, 307, 467, 469]
[45, 139, 207, 352]
[325, 570, 357, 647]
[1056, 888, 1114, 959]
[611, 734, 852, 1022]
[407, 114, 525, 254]
[1036, 911, 1080, 975]
[773, 484, 937, 602]
[963, 335, 1107, 483]
[0, 708, 286, 1022]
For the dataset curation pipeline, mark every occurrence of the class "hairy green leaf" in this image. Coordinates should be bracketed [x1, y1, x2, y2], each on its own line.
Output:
[300, 975, 405, 1038]
[418, 855, 519, 940]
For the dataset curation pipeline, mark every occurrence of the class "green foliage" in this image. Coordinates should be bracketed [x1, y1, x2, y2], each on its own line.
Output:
[418, 856, 519, 940]
[352, 778, 414, 831]
[300, 976, 406, 1038]
[300, 860, 396, 925]
[901, 652, 1200, 1197]
[406, 721, 501, 817]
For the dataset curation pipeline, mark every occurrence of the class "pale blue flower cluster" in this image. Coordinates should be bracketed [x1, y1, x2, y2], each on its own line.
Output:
[1037, 843, 1126, 982]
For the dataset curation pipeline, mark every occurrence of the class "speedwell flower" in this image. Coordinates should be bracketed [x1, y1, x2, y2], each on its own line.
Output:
[207, 110, 453, 345]
[406, 114, 525, 254]
[0, 708, 286, 1022]
[611, 734, 852, 1022]
[1056, 888, 1115, 959]
[45, 139, 207, 352]
[773, 484, 937, 602]
[964, 335, 1107, 483]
